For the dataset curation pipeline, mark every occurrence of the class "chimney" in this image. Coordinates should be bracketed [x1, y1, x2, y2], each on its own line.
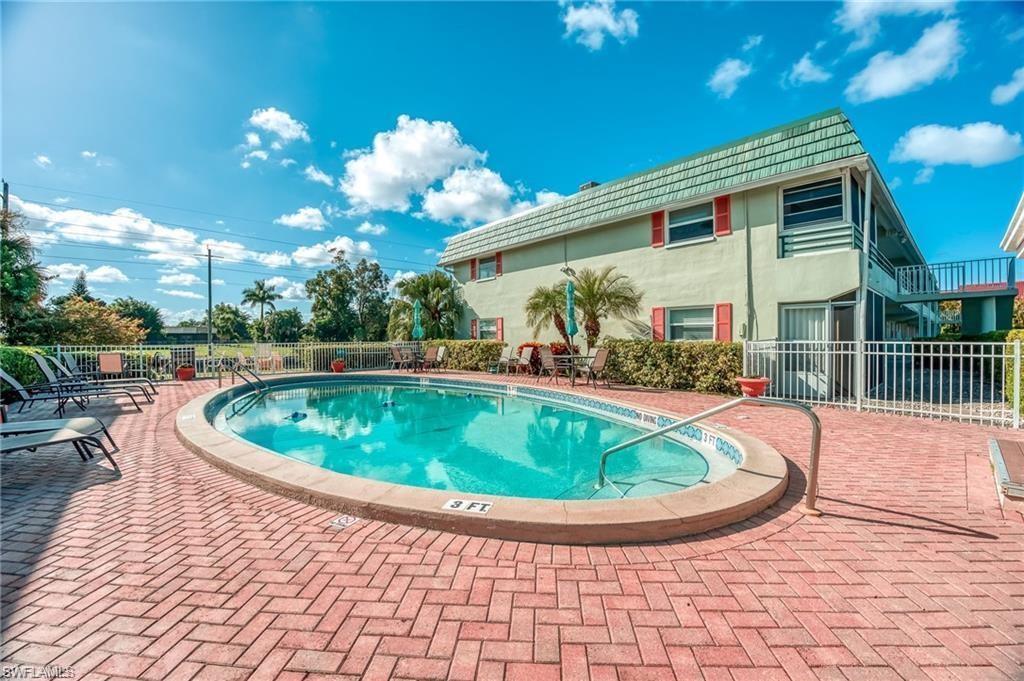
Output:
[579, 180, 600, 192]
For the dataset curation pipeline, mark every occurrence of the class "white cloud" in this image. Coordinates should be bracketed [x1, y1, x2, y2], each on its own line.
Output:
[835, 0, 956, 50]
[274, 206, 328, 231]
[845, 20, 963, 103]
[292, 236, 375, 266]
[246, 150, 269, 162]
[423, 248, 438, 257]
[889, 176, 904, 189]
[355, 221, 388, 236]
[339, 115, 484, 213]
[913, 167, 935, 184]
[158, 272, 202, 286]
[54, 197, 71, 205]
[33, 154, 52, 168]
[992, 67, 1024, 105]
[742, 35, 763, 51]
[534, 191, 565, 207]
[560, 0, 639, 51]
[162, 308, 205, 325]
[248, 107, 310, 144]
[890, 122, 1024, 169]
[244, 132, 261, 148]
[389, 269, 418, 291]
[265, 276, 307, 300]
[45, 263, 129, 284]
[213, 279, 225, 285]
[785, 53, 833, 87]
[80, 150, 98, 159]
[270, 141, 283, 151]
[421, 167, 516, 225]
[303, 164, 334, 187]
[157, 288, 204, 300]
[708, 58, 752, 98]
[280, 158, 297, 168]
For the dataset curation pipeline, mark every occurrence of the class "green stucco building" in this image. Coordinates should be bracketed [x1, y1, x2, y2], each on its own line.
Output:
[438, 110, 1014, 347]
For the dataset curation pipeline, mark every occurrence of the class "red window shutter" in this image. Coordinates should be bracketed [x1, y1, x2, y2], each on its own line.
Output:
[714, 303, 732, 342]
[495, 252, 503, 276]
[496, 317, 504, 341]
[651, 307, 666, 342]
[470, 319, 478, 339]
[470, 259, 478, 281]
[651, 211, 665, 248]
[714, 196, 731, 236]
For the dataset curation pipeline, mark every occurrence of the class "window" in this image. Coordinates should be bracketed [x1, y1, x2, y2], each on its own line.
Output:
[667, 203, 714, 244]
[668, 307, 714, 340]
[782, 178, 843, 230]
[478, 318, 498, 340]
[477, 256, 497, 279]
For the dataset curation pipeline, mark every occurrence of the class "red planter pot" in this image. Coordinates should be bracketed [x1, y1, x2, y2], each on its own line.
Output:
[176, 366, 196, 382]
[736, 376, 771, 397]
[331, 359, 346, 373]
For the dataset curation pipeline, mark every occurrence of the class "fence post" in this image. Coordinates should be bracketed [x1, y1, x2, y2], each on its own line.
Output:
[742, 339, 748, 377]
[1014, 340, 1021, 429]
[855, 339, 864, 412]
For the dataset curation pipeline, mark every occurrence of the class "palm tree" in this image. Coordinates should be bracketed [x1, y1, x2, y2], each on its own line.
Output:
[241, 279, 282, 322]
[524, 283, 571, 345]
[572, 266, 643, 349]
[394, 271, 463, 339]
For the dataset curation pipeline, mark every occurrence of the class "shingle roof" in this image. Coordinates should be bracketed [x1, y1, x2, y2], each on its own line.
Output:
[438, 108, 866, 265]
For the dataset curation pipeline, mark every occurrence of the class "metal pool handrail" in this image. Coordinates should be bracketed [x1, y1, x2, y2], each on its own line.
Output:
[596, 397, 823, 516]
[231, 362, 269, 394]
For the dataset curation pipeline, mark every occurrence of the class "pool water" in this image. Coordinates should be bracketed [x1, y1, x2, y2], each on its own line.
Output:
[215, 383, 715, 500]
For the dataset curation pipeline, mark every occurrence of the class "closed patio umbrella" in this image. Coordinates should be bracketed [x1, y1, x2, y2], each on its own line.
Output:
[412, 299, 425, 340]
[565, 280, 578, 348]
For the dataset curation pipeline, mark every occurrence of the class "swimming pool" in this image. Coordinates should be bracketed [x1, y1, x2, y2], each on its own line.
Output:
[177, 374, 788, 543]
[213, 382, 729, 500]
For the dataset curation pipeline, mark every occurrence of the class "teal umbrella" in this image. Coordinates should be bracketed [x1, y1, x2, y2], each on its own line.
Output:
[411, 299, 425, 340]
[565, 280, 578, 346]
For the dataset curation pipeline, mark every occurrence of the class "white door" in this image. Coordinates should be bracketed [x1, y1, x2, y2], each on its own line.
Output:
[779, 305, 830, 399]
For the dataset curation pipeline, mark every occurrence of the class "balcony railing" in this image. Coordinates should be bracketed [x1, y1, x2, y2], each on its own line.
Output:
[895, 257, 1016, 298]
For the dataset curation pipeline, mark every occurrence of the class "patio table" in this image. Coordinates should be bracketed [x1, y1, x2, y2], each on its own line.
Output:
[558, 354, 594, 387]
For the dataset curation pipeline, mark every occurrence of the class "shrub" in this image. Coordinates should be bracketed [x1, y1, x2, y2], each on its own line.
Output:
[601, 339, 743, 395]
[516, 342, 544, 374]
[1005, 330, 1024, 415]
[0, 346, 44, 403]
[424, 340, 505, 371]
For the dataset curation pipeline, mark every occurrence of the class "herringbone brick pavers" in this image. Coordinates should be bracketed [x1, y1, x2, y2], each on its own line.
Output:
[1, 372, 1022, 680]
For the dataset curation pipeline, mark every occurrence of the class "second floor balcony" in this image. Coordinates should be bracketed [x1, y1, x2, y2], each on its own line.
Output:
[894, 256, 1017, 303]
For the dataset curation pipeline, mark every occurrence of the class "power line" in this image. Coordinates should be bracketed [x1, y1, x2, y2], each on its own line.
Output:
[14, 189, 444, 252]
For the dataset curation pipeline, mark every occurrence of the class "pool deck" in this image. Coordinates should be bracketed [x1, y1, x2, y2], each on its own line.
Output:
[2, 371, 1023, 680]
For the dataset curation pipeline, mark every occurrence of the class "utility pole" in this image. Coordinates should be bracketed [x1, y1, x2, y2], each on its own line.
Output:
[207, 247, 214, 356]
[2, 178, 9, 213]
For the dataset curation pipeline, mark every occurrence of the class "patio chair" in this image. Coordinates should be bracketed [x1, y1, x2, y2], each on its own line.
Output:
[419, 346, 440, 372]
[390, 346, 412, 371]
[434, 345, 447, 372]
[48, 355, 158, 396]
[509, 347, 534, 375]
[0, 427, 118, 466]
[30, 354, 153, 403]
[0, 367, 143, 417]
[1, 416, 117, 451]
[537, 346, 564, 383]
[488, 347, 515, 374]
[575, 347, 610, 388]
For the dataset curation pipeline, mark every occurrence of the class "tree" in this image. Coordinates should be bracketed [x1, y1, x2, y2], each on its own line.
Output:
[525, 283, 571, 345]
[387, 299, 413, 341]
[69, 271, 91, 299]
[52, 297, 146, 345]
[572, 266, 643, 348]
[264, 308, 304, 342]
[352, 260, 390, 341]
[241, 279, 282, 322]
[210, 303, 251, 341]
[110, 297, 165, 341]
[305, 252, 358, 341]
[0, 210, 50, 344]
[393, 271, 463, 340]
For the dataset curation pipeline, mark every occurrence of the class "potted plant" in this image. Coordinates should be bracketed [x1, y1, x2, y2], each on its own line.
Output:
[736, 374, 771, 397]
[330, 350, 346, 373]
[176, 363, 196, 381]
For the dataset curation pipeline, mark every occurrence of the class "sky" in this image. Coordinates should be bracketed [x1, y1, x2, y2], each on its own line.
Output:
[3, 1, 1023, 325]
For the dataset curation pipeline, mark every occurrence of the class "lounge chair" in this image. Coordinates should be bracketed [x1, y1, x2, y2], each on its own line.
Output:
[537, 346, 565, 383]
[390, 346, 412, 370]
[30, 354, 153, 402]
[0, 367, 143, 416]
[48, 355, 158, 396]
[419, 346, 441, 372]
[434, 346, 447, 372]
[488, 348, 515, 374]
[575, 347, 610, 388]
[509, 347, 534, 375]
[0, 427, 118, 465]
[1, 416, 117, 450]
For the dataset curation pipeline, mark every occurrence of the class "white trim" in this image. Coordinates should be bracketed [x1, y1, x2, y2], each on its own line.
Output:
[778, 175, 845, 232]
[666, 200, 715, 246]
[439, 156, 867, 265]
[666, 305, 716, 341]
[665, 235, 716, 250]
[1000, 191, 1024, 256]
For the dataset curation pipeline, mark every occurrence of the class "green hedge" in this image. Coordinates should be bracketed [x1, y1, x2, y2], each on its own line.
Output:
[601, 339, 743, 395]
[0, 346, 44, 402]
[1006, 331, 1024, 415]
[424, 340, 506, 371]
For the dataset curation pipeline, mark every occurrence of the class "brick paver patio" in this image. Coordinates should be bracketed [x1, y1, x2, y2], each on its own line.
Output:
[2, 373, 1022, 680]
